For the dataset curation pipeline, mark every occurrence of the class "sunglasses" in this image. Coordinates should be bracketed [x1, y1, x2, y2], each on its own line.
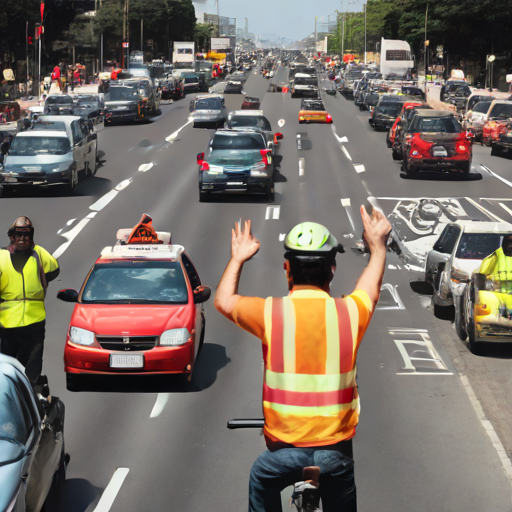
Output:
[14, 231, 32, 239]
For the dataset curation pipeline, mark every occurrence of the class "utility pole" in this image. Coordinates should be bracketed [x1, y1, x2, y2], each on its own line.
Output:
[335, 10, 341, 65]
[364, 3, 367, 65]
[216, 0, 220, 37]
[26, 21, 29, 96]
[141, 18, 143, 53]
[424, 3, 428, 100]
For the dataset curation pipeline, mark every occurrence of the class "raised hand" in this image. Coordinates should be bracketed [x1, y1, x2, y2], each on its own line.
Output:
[231, 220, 261, 264]
[360, 205, 392, 252]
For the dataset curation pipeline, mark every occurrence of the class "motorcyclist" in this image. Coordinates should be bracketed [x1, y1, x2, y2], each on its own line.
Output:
[0, 217, 59, 384]
[215, 207, 391, 511]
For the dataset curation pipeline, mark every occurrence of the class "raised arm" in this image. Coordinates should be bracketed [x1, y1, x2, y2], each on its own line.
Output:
[215, 220, 260, 322]
[354, 206, 392, 308]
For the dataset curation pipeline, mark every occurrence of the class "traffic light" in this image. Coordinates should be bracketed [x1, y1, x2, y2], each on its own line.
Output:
[28, 36, 33, 46]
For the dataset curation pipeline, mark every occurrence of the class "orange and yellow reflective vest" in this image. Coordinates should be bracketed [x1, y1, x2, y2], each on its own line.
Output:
[262, 292, 363, 447]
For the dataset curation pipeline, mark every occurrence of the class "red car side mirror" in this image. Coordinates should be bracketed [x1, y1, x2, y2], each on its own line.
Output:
[275, 133, 283, 140]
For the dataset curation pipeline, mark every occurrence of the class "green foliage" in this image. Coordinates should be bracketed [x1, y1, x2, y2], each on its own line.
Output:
[336, 0, 512, 64]
[195, 23, 214, 52]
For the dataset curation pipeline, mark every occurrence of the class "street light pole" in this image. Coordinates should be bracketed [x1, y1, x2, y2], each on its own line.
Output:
[335, 10, 341, 65]
[364, 3, 367, 65]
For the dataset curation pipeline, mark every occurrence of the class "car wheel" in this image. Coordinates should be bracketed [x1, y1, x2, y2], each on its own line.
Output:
[197, 316, 206, 359]
[199, 191, 210, 202]
[392, 147, 402, 161]
[66, 373, 81, 391]
[266, 183, 275, 202]
[467, 319, 481, 355]
[68, 167, 78, 191]
[41, 447, 67, 512]
[491, 145, 501, 157]
[455, 296, 467, 341]
[93, 149, 99, 175]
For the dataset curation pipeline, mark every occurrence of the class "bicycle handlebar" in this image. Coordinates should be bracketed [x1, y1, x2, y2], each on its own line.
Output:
[227, 419, 264, 429]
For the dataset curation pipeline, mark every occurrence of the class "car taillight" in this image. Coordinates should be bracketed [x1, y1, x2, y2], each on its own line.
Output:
[456, 144, 467, 153]
[200, 161, 210, 171]
[326, 114, 332, 123]
[260, 149, 269, 165]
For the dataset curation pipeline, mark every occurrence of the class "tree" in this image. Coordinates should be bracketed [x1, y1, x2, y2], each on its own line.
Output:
[195, 22, 214, 52]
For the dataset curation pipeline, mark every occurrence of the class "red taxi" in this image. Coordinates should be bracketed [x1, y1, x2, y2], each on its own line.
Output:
[59, 215, 210, 389]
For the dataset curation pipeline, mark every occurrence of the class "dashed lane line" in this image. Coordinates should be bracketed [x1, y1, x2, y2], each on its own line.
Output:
[299, 158, 305, 176]
[150, 393, 170, 418]
[354, 164, 365, 174]
[52, 214, 97, 259]
[93, 468, 130, 512]
[265, 205, 280, 220]
[341, 145, 352, 161]
[481, 164, 512, 189]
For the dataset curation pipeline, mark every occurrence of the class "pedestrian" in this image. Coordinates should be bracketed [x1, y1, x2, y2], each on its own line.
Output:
[215, 208, 392, 511]
[0, 217, 60, 384]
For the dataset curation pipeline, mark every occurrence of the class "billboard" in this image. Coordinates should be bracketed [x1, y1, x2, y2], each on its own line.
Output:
[211, 37, 231, 50]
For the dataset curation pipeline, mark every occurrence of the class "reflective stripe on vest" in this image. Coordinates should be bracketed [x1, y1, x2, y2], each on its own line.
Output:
[0, 250, 46, 328]
[263, 296, 359, 445]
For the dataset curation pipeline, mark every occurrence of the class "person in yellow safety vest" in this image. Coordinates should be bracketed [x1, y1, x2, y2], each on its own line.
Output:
[0, 217, 59, 384]
[215, 207, 392, 512]
[476, 234, 512, 293]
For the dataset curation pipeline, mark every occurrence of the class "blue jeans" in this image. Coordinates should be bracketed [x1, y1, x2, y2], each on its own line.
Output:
[249, 447, 357, 512]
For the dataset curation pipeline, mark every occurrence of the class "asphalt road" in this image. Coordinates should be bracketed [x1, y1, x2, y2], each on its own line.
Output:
[2, 67, 512, 511]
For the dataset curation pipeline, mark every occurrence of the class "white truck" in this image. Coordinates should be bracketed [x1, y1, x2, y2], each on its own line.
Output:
[379, 38, 414, 79]
[173, 42, 195, 65]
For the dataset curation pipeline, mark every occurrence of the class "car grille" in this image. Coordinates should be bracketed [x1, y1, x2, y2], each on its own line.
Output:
[96, 335, 158, 351]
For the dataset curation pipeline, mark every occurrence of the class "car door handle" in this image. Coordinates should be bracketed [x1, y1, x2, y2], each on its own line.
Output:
[22, 473, 29, 482]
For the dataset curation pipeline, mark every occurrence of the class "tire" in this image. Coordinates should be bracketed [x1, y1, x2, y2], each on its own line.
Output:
[66, 373, 81, 391]
[433, 302, 446, 318]
[197, 316, 206, 359]
[467, 319, 481, 355]
[491, 145, 501, 157]
[41, 447, 67, 512]
[455, 296, 467, 341]
[68, 167, 78, 191]
[199, 191, 210, 202]
[392, 147, 402, 161]
[266, 183, 275, 202]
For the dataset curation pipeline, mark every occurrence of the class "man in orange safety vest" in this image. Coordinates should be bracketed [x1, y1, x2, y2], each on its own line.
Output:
[215, 206, 391, 512]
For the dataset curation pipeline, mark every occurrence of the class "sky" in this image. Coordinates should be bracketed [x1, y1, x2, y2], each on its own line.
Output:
[192, 0, 365, 42]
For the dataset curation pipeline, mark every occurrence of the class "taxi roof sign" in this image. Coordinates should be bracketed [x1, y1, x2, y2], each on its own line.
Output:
[100, 244, 184, 261]
[116, 214, 171, 245]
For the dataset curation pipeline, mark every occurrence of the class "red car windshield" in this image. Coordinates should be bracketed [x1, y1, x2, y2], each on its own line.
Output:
[82, 261, 188, 304]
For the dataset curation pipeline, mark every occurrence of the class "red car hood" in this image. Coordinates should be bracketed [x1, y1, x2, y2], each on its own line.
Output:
[70, 304, 194, 336]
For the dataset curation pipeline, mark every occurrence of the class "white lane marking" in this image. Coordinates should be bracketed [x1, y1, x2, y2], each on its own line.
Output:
[341, 198, 351, 207]
[459, 374, 512, 482]
[89, 189, 119, 212]
[499, 202, 512, 217]
[388, 264, 397, 269]
[299, 158, 305, 176]
[138, 162, 154, 173]
[278, 119, 285, 128]
[115, 178, 132, 191]
[265, 206, 280, 220]
[165, 120, 193, 142]
[86, 212, 97, 219]
[377, 284, 406, 310]
[279, 233, 286, 241]
[93, 468, 130, 512]
[481, 164, 512, 189]
[66, 218, 76, 226]
[367, 196, 384, 213]
[341, 145, 352, 161]
[296, 134, 301, 139]
[354, 164, 365, 174]
[53, 217, 92, 259]
[331, 125, 348, 143]
[150, 393, 170, 418]
[340, 199, 356, 232]
[57, 229, 63, 235]
[465, 197, 505, 222]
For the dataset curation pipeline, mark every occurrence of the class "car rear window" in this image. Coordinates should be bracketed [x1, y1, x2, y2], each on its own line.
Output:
[413, 116, 460, 134]
[46, 96, 73, 105]
[195, 98, 223, 110]
[377, 103, 402, 116]
[294, 77, 318, 86]
[31, 121, 66, 131]
[455, 233, 503, 260]
[472, 102, 492, 113]
[82, 261, 188, 304]
[212, 133, 266, 150]
[489, 103, 512, 120]
[302, 101, 325, 111]
[230, 116, 271, 130]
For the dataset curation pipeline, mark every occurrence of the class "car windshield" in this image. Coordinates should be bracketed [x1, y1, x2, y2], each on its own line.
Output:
[9, 136, 71, 156]
[184, 76, 198, 84]
[82, 261, 188, 304]
[109, 86, 138, 100]
[473, 102, 492, 113]
[46, 96, 73, 105]
[489, 103, 512, 119]
[378, 103, 402, 116]
[30, 121, 66, 131]
[195, 98, 222, 110]
[196, 62, 213, 70]
[230, 116, 271, 130]
[455, 233, 503, 260]
[413, 116, 460, 133]
[294, 77, 317, 86]
[302, 102, 325, 111]
[77, 96, 97, 105]
[212, 133, 265, 150]
[0, 370, 31, 460]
